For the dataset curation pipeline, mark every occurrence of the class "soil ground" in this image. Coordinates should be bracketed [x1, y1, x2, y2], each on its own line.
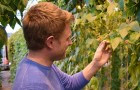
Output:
[0, 71, 12, 90]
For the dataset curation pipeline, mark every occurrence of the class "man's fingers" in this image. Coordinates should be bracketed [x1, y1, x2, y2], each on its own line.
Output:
[97, 40, 110, 51]
[94, 40, 111, 59]
[97, 41, 106, 51]
[105, 44, 111, 51]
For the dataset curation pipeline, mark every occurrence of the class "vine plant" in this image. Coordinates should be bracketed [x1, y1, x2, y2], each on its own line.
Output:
[54, 0, 140, 90]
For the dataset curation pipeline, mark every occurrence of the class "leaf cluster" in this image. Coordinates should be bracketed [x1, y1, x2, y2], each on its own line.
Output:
[0, 0, 28, 28]
[54, 0, 140, 89]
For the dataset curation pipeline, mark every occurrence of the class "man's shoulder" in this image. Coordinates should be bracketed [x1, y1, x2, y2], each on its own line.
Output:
[13, 62, 51, 90]
[15, 58, 51, 82]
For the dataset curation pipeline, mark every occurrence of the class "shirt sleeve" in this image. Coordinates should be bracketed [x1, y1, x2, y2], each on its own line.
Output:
[52, 65, 89, 90]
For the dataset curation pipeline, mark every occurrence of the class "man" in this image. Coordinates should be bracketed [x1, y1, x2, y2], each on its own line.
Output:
[12, 2, 111, 90]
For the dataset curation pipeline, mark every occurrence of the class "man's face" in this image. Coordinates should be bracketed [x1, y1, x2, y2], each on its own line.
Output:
[54, 23, 73, 60]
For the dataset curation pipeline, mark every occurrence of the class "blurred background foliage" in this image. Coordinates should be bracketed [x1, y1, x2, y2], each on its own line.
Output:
[1, 0, 140, 90]
[0, 25, 7, 87]
[8, 29, 27, 82]
[0, 0, 27, 87]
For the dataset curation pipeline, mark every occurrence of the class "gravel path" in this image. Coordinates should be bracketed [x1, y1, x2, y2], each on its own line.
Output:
[0, 71, 12, 90]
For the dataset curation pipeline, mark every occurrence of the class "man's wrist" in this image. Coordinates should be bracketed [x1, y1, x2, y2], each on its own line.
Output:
[91, 60, 101, 70]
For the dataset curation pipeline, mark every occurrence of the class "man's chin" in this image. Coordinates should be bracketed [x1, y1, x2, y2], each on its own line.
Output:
[55, 54, 66, 61]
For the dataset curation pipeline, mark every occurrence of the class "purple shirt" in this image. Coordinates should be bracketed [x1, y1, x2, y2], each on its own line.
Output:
[12, 57, 89, 90]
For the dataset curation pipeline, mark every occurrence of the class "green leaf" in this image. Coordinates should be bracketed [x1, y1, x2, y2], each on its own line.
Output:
[72, 0, 77, 5]
[0, 15, 8, 27]
[110, 37, 122, 51]
[11, 18, 17, 29]
[64, 0, 69, 4]
[15, 16, 21, 26]
[9, 14, 17, 29]
[129, 21, 140, 32]
[130, 32, 140, 43]
[89, 0, 94, 6]
[118, 26, 131, 38]
[125, 0, 136, 17]
[3, 0, 11, 4]
[0, 3, 14, 13]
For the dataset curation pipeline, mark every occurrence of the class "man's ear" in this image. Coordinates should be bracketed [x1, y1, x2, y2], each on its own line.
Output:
[45, 36, 55, 49]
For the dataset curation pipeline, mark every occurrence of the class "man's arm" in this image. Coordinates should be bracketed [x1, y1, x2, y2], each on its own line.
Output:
[53, 65, 89, 90]
[53, 41, 111, 90]
[83, 40, 112, 80]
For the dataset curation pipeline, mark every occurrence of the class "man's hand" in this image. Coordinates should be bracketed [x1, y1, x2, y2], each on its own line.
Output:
[83, 40, 112, 80]
[93, 40, 112, 68]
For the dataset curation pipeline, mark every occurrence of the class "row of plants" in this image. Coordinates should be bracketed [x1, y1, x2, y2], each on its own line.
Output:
[8, 29, 27, 82]
[0, 0, 28, 87]
[7, 0, 140, 90]
[0, 25, 7, 87]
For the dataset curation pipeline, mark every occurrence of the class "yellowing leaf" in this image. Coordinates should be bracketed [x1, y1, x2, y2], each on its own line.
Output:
[86, 38, 98, 49]
[107, 3, 118, 15]
[86, 39, 93, 48]
[130, 32, 140, 43]
[110, 37, 122, 51]
[75, 19, 81, 25]
[96, 5, 103, 10]
[129, 21, 140, 32]
[85, 14, 96, 22]
[118, 23, 128, 30]
[119, 26, 131, 38]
